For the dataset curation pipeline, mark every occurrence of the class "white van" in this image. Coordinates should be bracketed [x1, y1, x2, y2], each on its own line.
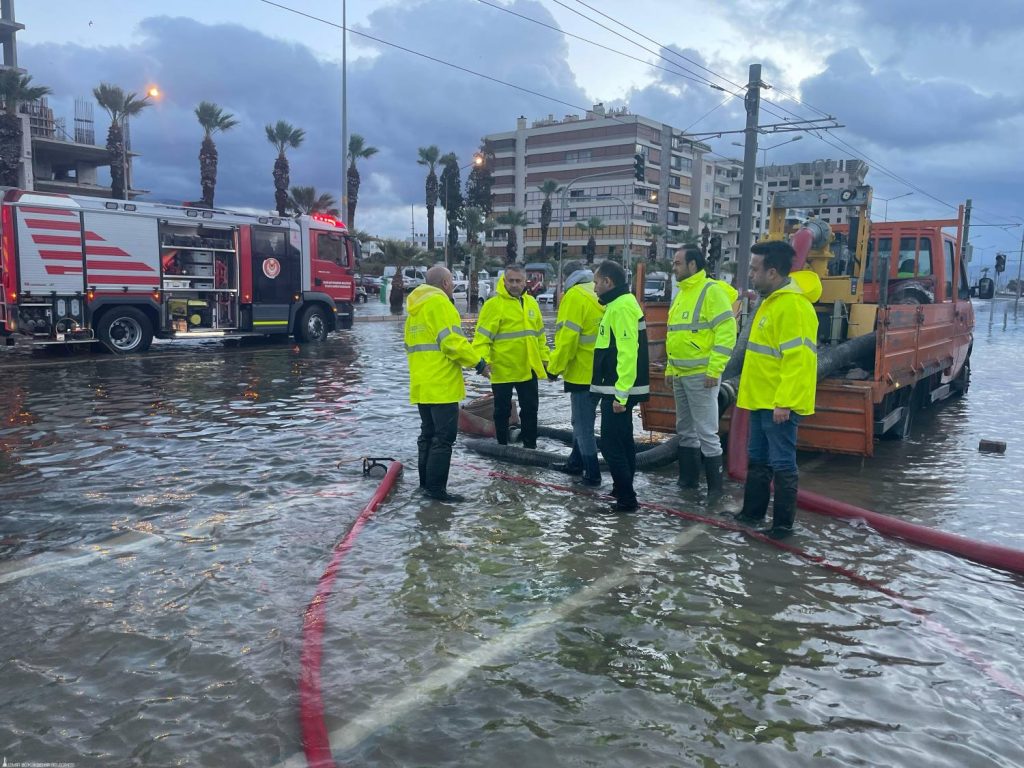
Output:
[383, 265, 427, 288]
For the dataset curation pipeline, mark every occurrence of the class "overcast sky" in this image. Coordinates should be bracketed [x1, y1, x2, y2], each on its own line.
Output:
[19, 0, 1024, 269]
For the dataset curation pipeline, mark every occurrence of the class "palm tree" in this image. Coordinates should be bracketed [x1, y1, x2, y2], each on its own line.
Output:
[438, 152, 463, 259]
[648, 224, 667, 263]
[195, 101, 238, 208]
[93, 83, 151, 199]
[0, 72, 50, 187]
[346, 133, 378, 227]
[537, 179, 561, 260]
[497, 209, 529, 265]
[287, 186, 340, 217]
[417, 145, 441, 252]
[575, 216, 605, 265]
[265, 120, 305, 216]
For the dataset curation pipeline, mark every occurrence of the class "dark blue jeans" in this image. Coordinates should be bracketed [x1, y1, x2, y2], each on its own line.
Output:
[746, 409, 801, 473]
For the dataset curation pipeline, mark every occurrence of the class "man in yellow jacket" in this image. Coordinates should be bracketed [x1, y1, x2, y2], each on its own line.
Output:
[734, 240, 821, 539]
[405, 266, 489, 503]
[666, 245, 737, 495]
[472, 263, 550, 449]
[547, 264, 605, 486]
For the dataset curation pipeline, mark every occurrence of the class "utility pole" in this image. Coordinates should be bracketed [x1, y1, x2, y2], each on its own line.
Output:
[1015, 225, 1023, 316]
[340, 0, 349, 225]
[735, 63, 764, 294]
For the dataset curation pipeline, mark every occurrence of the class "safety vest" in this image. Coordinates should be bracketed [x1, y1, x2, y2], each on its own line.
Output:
[472, 276, 550, 384]
[737, 270, 822, 415]
[591, 287, 650, 406]
[665, 270, 738, 378]
[548, 280, 605, 390]
[404, 284, 482, 404]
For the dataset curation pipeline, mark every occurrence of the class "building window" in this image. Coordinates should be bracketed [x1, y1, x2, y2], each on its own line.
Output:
[569, 189, 585, 198]
[565, 149, 592, 164]
[824, 177, 833, 184]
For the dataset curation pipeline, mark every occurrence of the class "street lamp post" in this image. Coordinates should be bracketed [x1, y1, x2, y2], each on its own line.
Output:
[444, 154, 484, 269]
[874, 191, 913, 222]
[732, 135, 801, 240]
[121, 86, 161, 201]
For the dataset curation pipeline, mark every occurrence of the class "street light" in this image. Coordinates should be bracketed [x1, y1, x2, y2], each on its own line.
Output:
[873, 191, 913, 222]
[121, 85, 161, 200]
[732, 135, 802, 238]
[444, 153, 484, 268]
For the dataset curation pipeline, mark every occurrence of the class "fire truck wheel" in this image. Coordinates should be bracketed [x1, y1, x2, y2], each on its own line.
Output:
[97, 307, 153, 354]
[296, 304, 329, 343]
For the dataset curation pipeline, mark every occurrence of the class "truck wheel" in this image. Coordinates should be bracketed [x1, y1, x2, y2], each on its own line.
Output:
[97, 307, 153, 353]
[295, 305, 329, 343]
[951, 354, 971, 397]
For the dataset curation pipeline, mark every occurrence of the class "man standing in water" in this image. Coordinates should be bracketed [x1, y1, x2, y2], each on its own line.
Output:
[734, 241, 820, 538]
[405, 266, 489, 503]
[590, 260, 649, 512]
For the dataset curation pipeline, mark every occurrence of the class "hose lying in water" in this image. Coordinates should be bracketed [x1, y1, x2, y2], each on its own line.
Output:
[463, 425, 681, 472]
[726, 408, 1024, 577]
[300, 460, 404, 768]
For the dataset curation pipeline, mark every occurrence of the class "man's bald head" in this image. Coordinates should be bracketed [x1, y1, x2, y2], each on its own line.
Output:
[426, 265, 454, 297]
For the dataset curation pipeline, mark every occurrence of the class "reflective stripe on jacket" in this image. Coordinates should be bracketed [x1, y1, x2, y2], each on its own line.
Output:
[405, 284, 481, 404]
[665, 270, 738, 378]
[591, 287, 650, 406]
[548, 280, 605, 390]
[737, 270, 822, 415]
[472, 275, 550, 384]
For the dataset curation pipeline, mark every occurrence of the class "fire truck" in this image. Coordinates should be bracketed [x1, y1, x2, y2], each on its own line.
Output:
[0, 189, 361, 353]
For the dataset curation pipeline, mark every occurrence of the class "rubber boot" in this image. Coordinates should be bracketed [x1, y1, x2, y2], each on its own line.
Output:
[702, 453, 724, 498]
[554, 442, 583, 475]
[734, 463, 773, 524]
[764, 470, 798, 539]
[424, 442, 464, 502]
[417, 436, 430, 490]
[677, 446, 702, 489]
[575, 452, 601, 487]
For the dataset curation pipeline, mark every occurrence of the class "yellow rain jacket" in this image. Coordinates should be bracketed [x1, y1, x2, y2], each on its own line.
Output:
[665, 270, 738, 379]
[737, 270, 822, 415]
[405, 284, 482, 404]
[547, 276, 605, 390]
[472, 276, 550, 384]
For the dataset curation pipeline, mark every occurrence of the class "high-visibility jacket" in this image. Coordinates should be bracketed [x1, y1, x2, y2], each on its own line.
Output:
[405, 284, 481, 404]
[737, 270, 822, 415]
[591, 286, 649, 407]
[472, 276, 550, 384]
[665, 270, 738, 379]
[548, 277, 605, 391]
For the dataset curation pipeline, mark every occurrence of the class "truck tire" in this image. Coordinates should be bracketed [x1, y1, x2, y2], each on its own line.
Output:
[295, 304, 329, 343]
[97, 307, 153, 354]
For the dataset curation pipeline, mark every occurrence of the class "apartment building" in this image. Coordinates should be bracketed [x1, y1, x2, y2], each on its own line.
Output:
[715, 158, 766, 270]
[762, 159, 869, 226]
[483, 104, 713, 264]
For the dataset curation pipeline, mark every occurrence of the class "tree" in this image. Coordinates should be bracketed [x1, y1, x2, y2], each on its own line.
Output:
[0, 71, 50, 187]
[648, 224, 667, 263]
[537, 179, 561, 260]
[194, 101, 238, 208]
[417, 145, 441, 251]
[465, 140, 495, 217]
[575, 216, 605, 265]
[265, 120, 305, 216]
[438, 152, 464, 262]
[346, 133, 378, 228]
[287, 186, 340, 217]
[93, 83, 151, 199]
[497, 209, 529, 265]
[463, 206, 486, 307]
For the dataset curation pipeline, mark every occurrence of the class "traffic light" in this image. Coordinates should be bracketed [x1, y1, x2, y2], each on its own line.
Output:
[995, 253, 1006, 273]
[709, 235, 722, 261]
[648, 241, 657, 262]
[633, 152, 645, 182]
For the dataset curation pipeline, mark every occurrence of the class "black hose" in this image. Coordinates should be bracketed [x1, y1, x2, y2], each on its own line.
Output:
[463, 433, 681, 471]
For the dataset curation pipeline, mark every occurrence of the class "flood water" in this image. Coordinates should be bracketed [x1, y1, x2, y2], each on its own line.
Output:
[1, 299, 1022, 767]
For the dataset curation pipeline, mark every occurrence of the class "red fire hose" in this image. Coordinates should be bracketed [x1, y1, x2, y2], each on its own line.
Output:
[299, 460, 404, 768]
[726, 408, 1024, 577]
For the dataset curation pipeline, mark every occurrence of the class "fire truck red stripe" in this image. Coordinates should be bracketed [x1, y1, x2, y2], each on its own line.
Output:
[25, 218, 81, 231]
[84, 232, 104, 241]
[84, 245, 131, 257]
[85, 274, 160, 286]
[44, 265, 84, 275]
[39, 250, 84, 261]
[31, 235, 83, 246]
[85, 260, 155, 272]
[19, 206, 76, 216]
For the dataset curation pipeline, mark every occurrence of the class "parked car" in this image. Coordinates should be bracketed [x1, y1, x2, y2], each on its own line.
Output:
[536, 290, 555, 306]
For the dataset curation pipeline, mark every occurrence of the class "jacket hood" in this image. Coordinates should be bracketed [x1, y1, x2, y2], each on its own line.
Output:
[564, 269, 594, 291]
[407, 284, 448, 315]
[782, 269, 823, 303]
[496, 274, 529, 301]
[717, 279, 739, 304]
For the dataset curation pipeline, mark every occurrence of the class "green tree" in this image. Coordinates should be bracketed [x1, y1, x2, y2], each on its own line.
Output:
[346, 133, 378, 228]
[287, 186, 340, 217]
[463, 206, 486, 307]
[93, 83, 151, 199]
[0, 72, 50, 187]
[465, 140, 495, 216]
[537, 178, 561, 260]
[417, 145, 441, 251]
[575, 216, 605, 265]
[265, 120, 305, 217]
[497, 209, 529, 265]
[194, 101, 238, 208]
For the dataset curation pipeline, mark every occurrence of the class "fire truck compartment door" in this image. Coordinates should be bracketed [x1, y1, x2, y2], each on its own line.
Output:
[15, 206, 86, 293]
[251, 227, 300, 331]
[82, 211, 160, 292]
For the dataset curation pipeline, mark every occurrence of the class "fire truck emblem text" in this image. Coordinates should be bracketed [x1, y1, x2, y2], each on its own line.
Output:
[262, 258, 281, 279]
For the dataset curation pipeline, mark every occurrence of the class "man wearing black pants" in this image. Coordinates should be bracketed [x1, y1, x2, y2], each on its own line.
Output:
[490, 378, 540, 448]
[590, 261, 650, 512]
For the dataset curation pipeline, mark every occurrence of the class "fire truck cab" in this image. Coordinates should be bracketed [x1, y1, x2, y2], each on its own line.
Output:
[0, 189, 361, 352]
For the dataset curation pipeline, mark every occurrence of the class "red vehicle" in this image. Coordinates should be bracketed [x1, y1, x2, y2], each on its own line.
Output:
[0, 189, 361, 353]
